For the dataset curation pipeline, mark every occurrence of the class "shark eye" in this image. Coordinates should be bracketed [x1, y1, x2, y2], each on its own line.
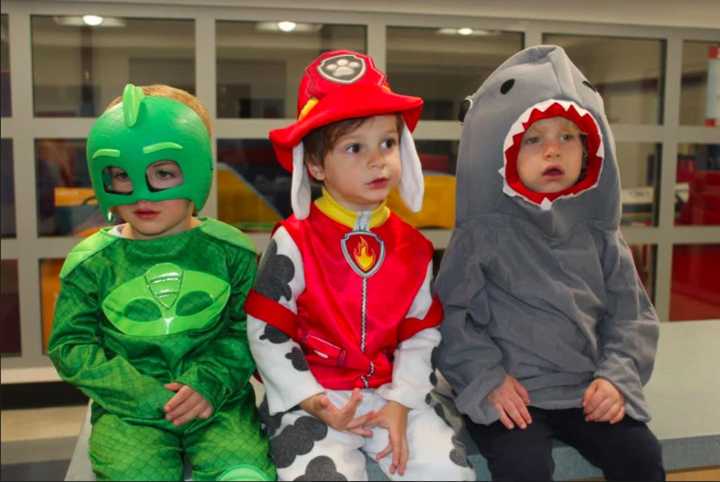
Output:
[583, 80, 598, 92]
[458, 97, 473, 123]
[500, 79, 515, 94]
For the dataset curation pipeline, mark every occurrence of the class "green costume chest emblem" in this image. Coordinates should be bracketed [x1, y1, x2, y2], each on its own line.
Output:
[102, 263, 230, 336]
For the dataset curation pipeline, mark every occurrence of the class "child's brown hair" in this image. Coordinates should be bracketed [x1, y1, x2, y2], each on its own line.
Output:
[302, 114, 404, 167]
[106, 84, 212, 136]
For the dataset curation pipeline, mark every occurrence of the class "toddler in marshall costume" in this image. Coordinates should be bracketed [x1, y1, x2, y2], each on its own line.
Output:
[245, 50, 475, 481]
[48, 84, 274, 481]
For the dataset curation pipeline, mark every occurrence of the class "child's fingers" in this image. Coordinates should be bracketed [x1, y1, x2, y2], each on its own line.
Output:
[375, 443, 393, 462]
[506, 400, 528, 429]
[166, 392, 202, 420]
[516, 398, 533, 426]
[609, 404, 625, 424]
[397, 437, 409, 475]
[198, 405, 213, 419]
[164, 382, 182, 392]
[511, 378, 531, 404]
[164, 386, 193, 412]
[582, 381, 599, 408]
[495, 405, 515, 430]
[585, 396, 613, 422]
[171, 402, 205, 426]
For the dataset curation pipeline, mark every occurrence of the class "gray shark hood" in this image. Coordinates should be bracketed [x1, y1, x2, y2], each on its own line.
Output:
[456, 45, 619, 235]
[434, 45, 659, 426]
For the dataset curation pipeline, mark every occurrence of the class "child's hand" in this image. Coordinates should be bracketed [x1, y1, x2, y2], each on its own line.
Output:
[365, 400, 409, 476]
[583, 378, 625, 424]
[488, 375, 532, 430]
[300, 388, 374, 437]
[164, 382, 213, 426]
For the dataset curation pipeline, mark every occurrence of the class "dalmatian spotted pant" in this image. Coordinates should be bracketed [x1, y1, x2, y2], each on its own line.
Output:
[262, 389, 476, 481]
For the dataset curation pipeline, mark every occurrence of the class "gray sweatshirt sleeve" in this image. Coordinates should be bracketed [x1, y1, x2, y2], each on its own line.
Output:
[594, 230, 659, 422]
[434, 229, 506, 425]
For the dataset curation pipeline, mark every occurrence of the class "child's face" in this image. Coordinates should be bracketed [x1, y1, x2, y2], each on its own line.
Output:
[110, 161, 195, 239]
[308, 114, 401, 211]
[516, 116, 584, 193]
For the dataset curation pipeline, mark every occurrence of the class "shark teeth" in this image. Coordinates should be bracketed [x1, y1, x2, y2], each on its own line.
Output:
[500, 99, 605, 209]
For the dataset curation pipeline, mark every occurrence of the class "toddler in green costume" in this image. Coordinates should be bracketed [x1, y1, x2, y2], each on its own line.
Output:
[48, 84, 275, 481]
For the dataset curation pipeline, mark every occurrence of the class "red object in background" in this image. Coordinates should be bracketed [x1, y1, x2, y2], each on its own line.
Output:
[676, 170, 720, 225]
[670, 244, 720, 321]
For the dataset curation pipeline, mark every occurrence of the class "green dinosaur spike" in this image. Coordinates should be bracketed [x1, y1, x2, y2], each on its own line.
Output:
[122, 84, 145, 128]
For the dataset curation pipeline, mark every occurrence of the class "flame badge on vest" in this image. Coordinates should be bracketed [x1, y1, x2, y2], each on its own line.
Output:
[341, 231, 385, 278]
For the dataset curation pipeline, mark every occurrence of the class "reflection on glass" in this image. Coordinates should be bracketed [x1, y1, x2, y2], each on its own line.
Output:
[675, 143, 720, 225]
[671, 244, 720, 321]
[1, 15, 10, 117]
[680, 41, 720, 126]
[35, 139, 106, 236]
[544, 34, 664, 125]
[217, 21, 366, 118]
[217, 139, 287, 231]
[1, 260, 21, 356]
[388, 140, 459, 229]
[387, 27, 523, 121]
[31, 16, 195, 117]
[616, 143, 661, 226]
[1, 139, 15, 237]
[40, 258, 64, 353]
[629, 244, 656, 303]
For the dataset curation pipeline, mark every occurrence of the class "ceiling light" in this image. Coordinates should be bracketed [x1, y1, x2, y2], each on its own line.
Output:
[53, 16, 126, 28]
[458, 27, 473, 36]
[255, 21, 322, 33]
[82, 15, 104, 26]
[277, 21, 297, 32]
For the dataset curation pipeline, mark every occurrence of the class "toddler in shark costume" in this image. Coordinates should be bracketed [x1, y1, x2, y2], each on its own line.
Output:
[435, 46, 665, 481]
[48, 84, 275, 481]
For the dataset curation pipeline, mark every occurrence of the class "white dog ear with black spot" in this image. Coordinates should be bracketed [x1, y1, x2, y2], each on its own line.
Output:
[399, 123, 424, 213]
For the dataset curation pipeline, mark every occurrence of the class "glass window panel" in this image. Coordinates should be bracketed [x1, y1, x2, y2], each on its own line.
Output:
[387, 27, 523, 121]
[1, 259, 21, 356]
[629, 244, 656, 303]
[35, 138, 106, 236]
[617, 143, 661, 226]
[1, 138, 15, 237]
[543, 34, 665, 125]
[31, 16, 195, 117]
[217, 139, 288, 231]
[1, 15, 10, 117]
[671, 244, 720, 321]
[388, 140, 459, 229]
[217, 21, 366, 119]
[675, 143, 720, 225]
[40, 258, 64, 353]
[680, 41, 720, 126]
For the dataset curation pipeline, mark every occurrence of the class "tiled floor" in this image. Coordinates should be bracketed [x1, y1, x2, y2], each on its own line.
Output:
[1, 405, 86, 481]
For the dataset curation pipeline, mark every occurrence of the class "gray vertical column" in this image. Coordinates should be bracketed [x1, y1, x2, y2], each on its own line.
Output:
[654, 34, 683, 321]
[7, 7, 46, 368]
[196, 14, 218, 219]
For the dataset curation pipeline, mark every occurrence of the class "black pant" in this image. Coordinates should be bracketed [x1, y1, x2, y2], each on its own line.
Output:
[466, 407, 665, 482]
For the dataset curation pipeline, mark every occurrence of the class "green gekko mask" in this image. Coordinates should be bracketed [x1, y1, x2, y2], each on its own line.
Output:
[102, 262, 230, 337]
[87, 84, 213, 221]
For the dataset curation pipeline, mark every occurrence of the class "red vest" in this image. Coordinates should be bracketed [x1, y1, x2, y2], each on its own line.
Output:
[246, 205, 442, 390]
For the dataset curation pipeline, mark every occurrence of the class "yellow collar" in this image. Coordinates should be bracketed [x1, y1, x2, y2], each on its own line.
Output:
[314, 189, 390, 229]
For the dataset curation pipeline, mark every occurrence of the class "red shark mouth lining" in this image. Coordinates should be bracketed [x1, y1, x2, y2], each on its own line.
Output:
[503, 100, 604, 207]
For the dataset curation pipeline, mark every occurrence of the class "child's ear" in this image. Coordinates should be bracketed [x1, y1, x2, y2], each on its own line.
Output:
[306, 160, 326, 181]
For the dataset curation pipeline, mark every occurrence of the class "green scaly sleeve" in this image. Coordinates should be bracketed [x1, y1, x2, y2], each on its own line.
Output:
[174, 246, 258, 410]
[48, 261, 173, 420]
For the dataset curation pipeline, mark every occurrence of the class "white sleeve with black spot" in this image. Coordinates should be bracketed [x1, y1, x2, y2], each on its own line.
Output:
[376, 261, 441, 410]
[247, 226, 324, 415]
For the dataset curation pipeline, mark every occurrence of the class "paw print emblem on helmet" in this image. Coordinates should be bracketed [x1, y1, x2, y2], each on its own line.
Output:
[317, 54, 366, 84]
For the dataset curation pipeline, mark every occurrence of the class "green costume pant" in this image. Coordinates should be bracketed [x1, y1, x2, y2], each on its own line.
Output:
[89, 398, 275, 481]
